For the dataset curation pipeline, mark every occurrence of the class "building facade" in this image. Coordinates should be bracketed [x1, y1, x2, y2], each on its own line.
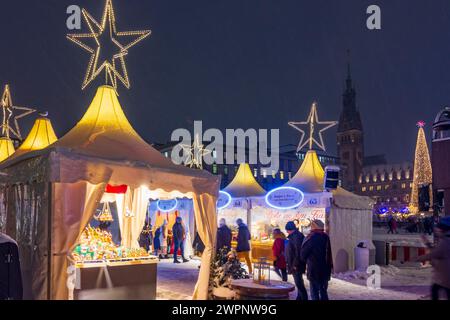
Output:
[432, 107, 450, 216]
[357, 162, 413, 213]
[337, 65, 364, 193]
[156, 143, 338, 190]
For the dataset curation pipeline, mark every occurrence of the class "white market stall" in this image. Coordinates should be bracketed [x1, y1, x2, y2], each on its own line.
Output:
[0, 86, 220, 300]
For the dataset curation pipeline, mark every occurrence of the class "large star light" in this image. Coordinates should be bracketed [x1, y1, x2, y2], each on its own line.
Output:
[0, 85, 37, 140]
[289, 102, 338, 152]
[67, 0, 151, 90]
[181, 134, 212, 170]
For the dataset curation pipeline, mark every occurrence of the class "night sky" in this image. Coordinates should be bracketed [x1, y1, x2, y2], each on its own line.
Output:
[0, 0, 449, 163]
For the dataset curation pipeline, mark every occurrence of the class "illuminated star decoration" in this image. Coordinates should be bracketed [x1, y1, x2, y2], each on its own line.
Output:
[67, 0, 151, 90]
[289, 102, 338, 152]
[181, 134, 212, 170]
[1, 85, 37, 140]
[417, 121, 426, 128]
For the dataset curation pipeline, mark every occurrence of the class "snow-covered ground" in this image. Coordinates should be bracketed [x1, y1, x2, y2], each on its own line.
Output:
[156, 259, 432, 300]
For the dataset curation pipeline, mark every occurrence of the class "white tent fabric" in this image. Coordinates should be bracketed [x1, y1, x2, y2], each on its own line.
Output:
[0, 86, 220, 300]
[329, 187, 374, 273]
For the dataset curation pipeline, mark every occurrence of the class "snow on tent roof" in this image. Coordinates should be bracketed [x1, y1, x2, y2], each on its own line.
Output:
[283, 150, 325, 193]
[223, 163, 266, 198]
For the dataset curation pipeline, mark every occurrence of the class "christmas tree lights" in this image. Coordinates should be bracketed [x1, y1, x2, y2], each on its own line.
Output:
[409, 122, 433, 213]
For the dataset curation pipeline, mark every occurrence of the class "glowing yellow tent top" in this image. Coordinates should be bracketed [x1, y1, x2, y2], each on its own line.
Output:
[0, 137, 15, 162]
[284, 150, 325, 193]
[223, 163, 266, 198]
[10, 117, 58, 159]
[54, 85, 173, 167]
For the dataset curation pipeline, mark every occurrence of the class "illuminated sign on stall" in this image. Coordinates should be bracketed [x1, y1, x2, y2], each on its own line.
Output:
[217, 191, 232, 210]
[265, 187, 305, 210]
[157, 199, 178, 212]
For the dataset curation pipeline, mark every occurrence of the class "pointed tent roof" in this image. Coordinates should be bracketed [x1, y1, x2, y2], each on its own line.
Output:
[284, 150, 325, 193]
[9, 117, 58, 160]
[0, 85, 218, 196]
[223, 164, 266, 198]
[53, 85, 173, 167]
[0, 137, 15, 162]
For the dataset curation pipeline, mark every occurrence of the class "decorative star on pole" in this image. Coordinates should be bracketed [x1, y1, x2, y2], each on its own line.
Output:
[67, 0, 151, 91]
[181, 134, 211, 170]
[0, 85, 37, 140]
[289, 102, 338, 152]
[416, 121, 426, 128]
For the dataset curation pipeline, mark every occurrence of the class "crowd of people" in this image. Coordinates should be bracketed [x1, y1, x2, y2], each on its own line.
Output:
[139, 216, 190, 264]
[216, 218, 333, 301]
[385, 214, 435, 235]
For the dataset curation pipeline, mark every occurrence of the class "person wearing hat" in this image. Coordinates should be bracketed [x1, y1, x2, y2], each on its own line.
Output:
[236, 219, 253, 273]
[285, 221, 308, 300]
[301, 219, 333, 301]
[417, 217, 450, 300]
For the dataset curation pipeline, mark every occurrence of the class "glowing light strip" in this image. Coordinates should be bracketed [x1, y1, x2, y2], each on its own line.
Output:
[265, 187, 305, 210]
[217, 191, 232, 210]
[157, 199, 178, 213]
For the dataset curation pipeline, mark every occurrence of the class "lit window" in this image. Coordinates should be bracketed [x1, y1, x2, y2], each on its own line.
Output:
[385, 185, 390, 190]
[359, 175, 363, 184]
[397, 171, 401, 180]
[410, 183, 413, 188]
[377, 185, 382, 191]
[389, 173, 393, 181]
[362, 187, 367, 192]
[366, 175, 370, 183]
[405, 171, 410, 179]
[381, 174, 385, 182]
[164, 152, 169, 158]
[280, 171, 285, 180]
[369, 186, 374, 191]
[213, 164, 218, 174]
[401, 183, 406, 189]
[212, 150, 217, 159]
[373, 175, 378, 183]
[254, 169, 258, 178]
[272, 171, 276, 179]
[262, 169, 267, 178]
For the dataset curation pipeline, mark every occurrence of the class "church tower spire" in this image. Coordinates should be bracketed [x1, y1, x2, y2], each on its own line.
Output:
[337, 51, 364, 192]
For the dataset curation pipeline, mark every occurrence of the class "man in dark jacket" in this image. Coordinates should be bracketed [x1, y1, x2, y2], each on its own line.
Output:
[236, 219, 252, 273]
[301, 220, 333, 301]
[285, 221, 308, 300]
[173, 217, 188, 263]
[0, 233, 23, 300]
[217, 218, 232, 254]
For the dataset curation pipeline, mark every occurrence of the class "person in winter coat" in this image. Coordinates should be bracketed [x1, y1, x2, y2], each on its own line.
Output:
[217, 218, 232, 254]
[301, 219, 333, 301]
[285, 221, 308, 300]
[154, 220, 168, 259]
[173, 217, 189, 263]
[272, 228, 287, 282]
[236, 218, 252, 273]
[417, 217, 450, 300]
[138, 220, 153, 253]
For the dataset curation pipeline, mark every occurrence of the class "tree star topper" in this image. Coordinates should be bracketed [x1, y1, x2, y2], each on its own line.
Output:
[289, 102, 338, 152]
[1, 85, 37, 140]
[67, 0, 151, 90]
[181, 134, 212, 170]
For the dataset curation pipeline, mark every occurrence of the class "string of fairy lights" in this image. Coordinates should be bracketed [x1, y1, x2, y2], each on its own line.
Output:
[67, 0, 151, 91]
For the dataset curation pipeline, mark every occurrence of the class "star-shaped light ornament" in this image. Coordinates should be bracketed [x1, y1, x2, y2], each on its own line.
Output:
[181, 134, 212, 170]
[0, 85, 37, 140]
[289, 102, 338, 152]
[67, 0, 151, 91]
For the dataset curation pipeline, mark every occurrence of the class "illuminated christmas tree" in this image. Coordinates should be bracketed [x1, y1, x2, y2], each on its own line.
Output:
[409, 121, 433, 213]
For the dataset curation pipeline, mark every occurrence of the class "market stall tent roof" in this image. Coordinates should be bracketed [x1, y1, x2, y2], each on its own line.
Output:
[332, 187, 374, 210]
[283, 150, 325, 193]
[0, 137, 15, 162]
[223, 163, 266, 198]
[8, 117, 58, 160]
[0, 85, 219, 195]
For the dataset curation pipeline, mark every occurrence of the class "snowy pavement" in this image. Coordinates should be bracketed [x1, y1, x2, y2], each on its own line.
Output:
[155, 259, 432, 300]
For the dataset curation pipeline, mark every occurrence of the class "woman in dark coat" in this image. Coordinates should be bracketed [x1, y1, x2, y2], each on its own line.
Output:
[139, 220, 153, 252]
[217, 218, 232, 254]
[272, 229, 287, 282]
